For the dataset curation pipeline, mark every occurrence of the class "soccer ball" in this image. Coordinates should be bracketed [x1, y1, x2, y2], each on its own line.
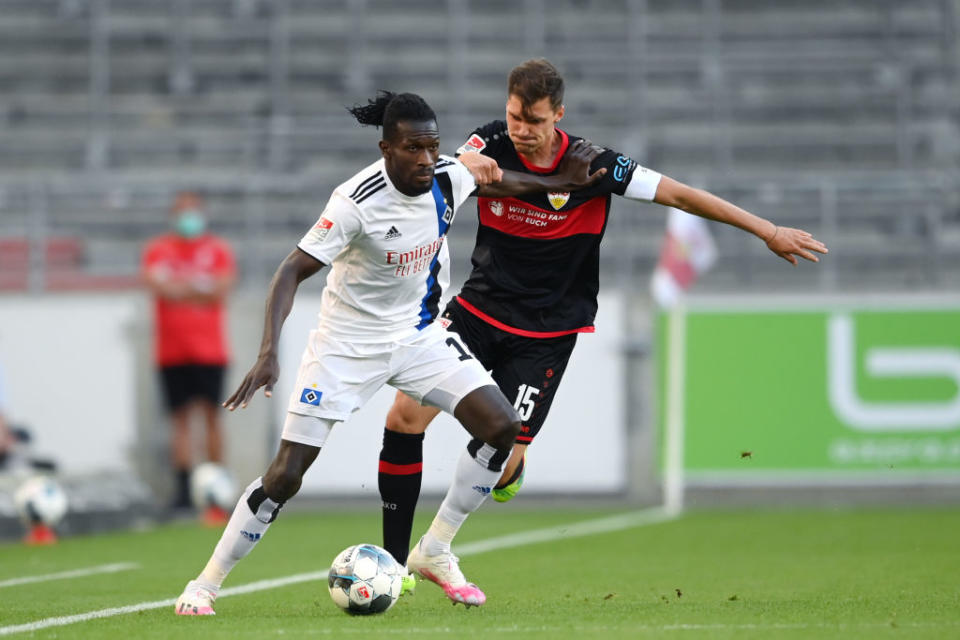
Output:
[190, 463, 236, 510]
[328, 543, 404, 615]
[13, 475, 69, 527]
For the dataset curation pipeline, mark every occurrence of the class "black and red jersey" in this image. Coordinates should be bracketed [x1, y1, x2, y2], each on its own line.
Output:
[455, 120, 659, 337]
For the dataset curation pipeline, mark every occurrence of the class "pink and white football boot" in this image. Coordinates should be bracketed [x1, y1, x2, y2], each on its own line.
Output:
[174, 579, 217, 616]
[406, 537, 486, 607]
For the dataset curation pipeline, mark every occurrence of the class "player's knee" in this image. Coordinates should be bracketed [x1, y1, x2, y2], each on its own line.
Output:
[486, 413, 521, 452]
[385, 392, 431, 434]
[262, 465, 302, 503]
[263, 450, 308, 503]
[455, 385, 520, 450]
[261, 440, 320, 503]
[385, 405, 423, 434]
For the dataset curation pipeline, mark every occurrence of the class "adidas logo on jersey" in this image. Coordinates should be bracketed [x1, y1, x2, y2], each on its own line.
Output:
[384, 226, 402, 240]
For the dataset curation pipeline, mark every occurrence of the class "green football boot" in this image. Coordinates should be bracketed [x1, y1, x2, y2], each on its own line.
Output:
[492, 457, 525, 503]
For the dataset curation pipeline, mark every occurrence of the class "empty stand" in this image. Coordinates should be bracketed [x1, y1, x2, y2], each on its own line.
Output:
[0, 0, 957, 291]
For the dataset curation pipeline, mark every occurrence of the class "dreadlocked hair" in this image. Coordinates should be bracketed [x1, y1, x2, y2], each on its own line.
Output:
[347, 91, 437, 141]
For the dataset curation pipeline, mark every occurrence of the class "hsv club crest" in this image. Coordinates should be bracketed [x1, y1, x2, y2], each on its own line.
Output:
[547, 192, 570, 210]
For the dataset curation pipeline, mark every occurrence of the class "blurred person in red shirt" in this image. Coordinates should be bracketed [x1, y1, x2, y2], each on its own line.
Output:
[142, 192, 236, 513]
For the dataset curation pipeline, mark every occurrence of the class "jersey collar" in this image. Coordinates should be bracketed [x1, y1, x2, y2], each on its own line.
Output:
[516, 128, 570, 174]
[380, 158, 433, 203]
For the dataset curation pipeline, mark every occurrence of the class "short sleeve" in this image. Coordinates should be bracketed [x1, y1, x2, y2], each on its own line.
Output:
[141, 237, 170, 279]
[297, 193, 362, 265]
[141, 238, 160, 269]
[622, 165, 662, 202]
[455, 121, 510, 161]
[213, 238, 237, 276]
[590, 148, 662, 200]
[456, 132, 489, 156]
[437, 155, 478, 209]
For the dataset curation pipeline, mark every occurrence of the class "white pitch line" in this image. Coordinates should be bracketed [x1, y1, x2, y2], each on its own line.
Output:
[455, 506, 675, 556]
[0, 572, 333, 637]
[0, 562, 140, 589]
[0, 506, 674, 637]
[0, 598, 176, 637]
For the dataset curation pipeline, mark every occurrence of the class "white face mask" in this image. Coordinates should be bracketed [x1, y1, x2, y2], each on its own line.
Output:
[174, 210, 206, 238]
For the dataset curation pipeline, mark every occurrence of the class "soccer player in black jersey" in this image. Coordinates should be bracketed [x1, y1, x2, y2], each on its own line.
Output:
[379, 59, 828, 583]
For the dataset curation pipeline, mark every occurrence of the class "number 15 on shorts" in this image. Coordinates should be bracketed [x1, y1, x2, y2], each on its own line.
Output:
[513, 384, 541, 422]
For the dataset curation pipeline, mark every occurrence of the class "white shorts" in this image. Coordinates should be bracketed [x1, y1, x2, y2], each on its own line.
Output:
[281, 322, 494, 447]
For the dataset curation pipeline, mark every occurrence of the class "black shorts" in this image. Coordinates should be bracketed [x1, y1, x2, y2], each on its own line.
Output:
[441, 299, 577, 445]
[159, 364, 225, 411]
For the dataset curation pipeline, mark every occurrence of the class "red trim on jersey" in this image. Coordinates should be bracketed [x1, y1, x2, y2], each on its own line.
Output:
[456, 296, 595, 338]
[378, 461, 423, 475]
[516, 129, 570, 174]
[515, 435, 534, 444]
[477, 196, 606, 240]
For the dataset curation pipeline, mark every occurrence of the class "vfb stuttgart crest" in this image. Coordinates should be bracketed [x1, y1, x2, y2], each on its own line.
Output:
[489, 200, 504, 216]
[547, 192, 570, 210]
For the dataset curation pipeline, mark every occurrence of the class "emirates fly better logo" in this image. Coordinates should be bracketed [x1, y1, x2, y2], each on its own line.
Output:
[385, 237, 444, 277]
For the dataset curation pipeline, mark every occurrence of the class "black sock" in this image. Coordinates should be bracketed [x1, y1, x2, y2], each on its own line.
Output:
[174, 468, 192, 508]
[378, 429, 424, 566]
[495, 456, 525, 490]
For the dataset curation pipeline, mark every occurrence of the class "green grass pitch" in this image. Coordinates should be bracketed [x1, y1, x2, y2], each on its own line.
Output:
[1, 506, 959, 639]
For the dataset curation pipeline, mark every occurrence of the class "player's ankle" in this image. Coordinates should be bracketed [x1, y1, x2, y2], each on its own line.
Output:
[420, 532, 449, 556]
[496, 457, 525, 489]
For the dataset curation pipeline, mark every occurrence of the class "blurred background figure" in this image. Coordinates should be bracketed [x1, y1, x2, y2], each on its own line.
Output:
[0, 359, 53, 476]
[0, 359, 65, 544]
[0, 361, 13, 471]
[142, 192, 236, 518]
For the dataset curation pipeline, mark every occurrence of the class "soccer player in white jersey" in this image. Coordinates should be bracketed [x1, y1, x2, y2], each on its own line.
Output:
[173, 91, 606, 615]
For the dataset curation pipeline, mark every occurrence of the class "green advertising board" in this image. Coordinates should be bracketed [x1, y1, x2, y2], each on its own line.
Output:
[658, 305, 960, 484]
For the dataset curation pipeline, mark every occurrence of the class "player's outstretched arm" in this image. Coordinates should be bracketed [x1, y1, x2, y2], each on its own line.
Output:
[653, 176, 829, 266]
[224, 248, 325, 410]
[476, 139, 607, 197]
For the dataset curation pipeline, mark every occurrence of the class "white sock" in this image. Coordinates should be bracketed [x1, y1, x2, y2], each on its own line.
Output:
[422, 444, 510, 555]
[197, 476, 282, 589]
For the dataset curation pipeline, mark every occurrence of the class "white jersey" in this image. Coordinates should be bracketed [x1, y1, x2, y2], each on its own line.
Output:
[298, 155, 478, 343]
